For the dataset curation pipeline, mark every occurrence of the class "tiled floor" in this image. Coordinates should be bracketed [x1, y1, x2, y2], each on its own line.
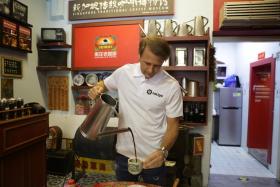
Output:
[210, 141, 275, 178]
[209, 174, 280, 187]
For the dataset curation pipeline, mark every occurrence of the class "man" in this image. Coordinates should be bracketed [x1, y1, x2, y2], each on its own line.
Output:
[88, 36, 183, 186]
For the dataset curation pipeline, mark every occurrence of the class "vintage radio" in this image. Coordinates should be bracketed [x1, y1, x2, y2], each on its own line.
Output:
[41, 28, 66, 43]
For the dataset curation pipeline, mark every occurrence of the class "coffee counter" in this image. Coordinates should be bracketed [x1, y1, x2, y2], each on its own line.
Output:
[0, 113, 49, 187]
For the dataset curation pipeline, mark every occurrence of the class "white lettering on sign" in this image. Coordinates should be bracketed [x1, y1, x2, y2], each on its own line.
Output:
[70, 0, 172, 19]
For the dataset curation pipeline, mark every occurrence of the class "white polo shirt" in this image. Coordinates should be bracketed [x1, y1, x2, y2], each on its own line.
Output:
[104, 63, 183, 160]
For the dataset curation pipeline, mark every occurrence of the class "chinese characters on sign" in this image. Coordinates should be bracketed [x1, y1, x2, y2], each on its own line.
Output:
[69, 0, 174, 21]
[94, 35, 117, 59]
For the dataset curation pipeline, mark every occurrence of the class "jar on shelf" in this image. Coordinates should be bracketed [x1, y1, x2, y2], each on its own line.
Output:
[75, 95, 90, 115]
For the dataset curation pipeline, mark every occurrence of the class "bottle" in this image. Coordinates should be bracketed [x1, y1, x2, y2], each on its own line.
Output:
[199, 104, 206, 123]
[188, 104, 194, 122]
[194, 103, 200, 122]
[183, 104, 189, 121]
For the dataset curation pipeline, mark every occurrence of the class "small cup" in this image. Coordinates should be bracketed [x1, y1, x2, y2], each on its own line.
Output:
[128, 158, 143, 175]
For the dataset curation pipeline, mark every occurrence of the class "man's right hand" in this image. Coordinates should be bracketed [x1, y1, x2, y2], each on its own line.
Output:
[88, 81, 106, 100]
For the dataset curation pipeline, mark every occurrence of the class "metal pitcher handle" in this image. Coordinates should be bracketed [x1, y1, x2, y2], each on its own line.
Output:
[172, 20, 179, 34]
[187, 24, 193, 34]
[202, 16, 209, 27]
[156, 21, 162, 36]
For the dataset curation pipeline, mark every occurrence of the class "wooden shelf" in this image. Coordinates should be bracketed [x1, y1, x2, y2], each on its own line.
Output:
[36, 66, 71, 71]
[72, 85, 92, 90]
[183, 96, 207, 102]
[180, 121, 207, 127]
[165, 32, 210, 127]
[37, 42, 72, 49]
[0, 14, 33, 27]
[163, 66, 208, 71]
[72, 67, 118, 71]
[0, 44, 32, 53]
[164, 35, 209, 42]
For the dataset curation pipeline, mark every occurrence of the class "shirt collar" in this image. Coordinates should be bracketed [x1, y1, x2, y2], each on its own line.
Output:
[132, 62, 164, 81]
[132, 63, 144, 78]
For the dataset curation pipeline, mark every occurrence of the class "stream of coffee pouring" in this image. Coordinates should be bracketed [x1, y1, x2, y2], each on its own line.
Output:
[98, 127, 138, 160]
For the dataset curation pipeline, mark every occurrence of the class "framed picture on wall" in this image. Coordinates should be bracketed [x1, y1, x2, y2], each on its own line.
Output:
[12, 0, 28, 23]
[72, 20, 144, 69]
[0, 0, 12, 16]
[175, 48, 188, 66]
[1, 56, 22, 78]
[1, 78, 13, 98]
[193, 48, 205, 66]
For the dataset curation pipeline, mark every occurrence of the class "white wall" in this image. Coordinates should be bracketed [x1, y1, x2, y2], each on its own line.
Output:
[214, 40, 280, 177]
[2, 0, 213, 186]
[214, 42, 238, 76]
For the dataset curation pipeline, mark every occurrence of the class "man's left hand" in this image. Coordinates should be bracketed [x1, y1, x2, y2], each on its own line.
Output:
[143, 149, 165, 169]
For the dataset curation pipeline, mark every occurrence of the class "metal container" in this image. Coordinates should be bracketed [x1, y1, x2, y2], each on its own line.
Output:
[187, 80, 200, 97]
[79, 94, 118, 140]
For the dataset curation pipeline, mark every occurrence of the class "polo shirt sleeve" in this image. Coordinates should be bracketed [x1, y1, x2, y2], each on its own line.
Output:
[103, 66, 124, 91]
[165, 82, 183, 118]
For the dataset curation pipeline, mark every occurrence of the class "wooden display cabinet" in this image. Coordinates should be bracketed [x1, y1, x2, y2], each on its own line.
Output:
[163, 32, 210, 127]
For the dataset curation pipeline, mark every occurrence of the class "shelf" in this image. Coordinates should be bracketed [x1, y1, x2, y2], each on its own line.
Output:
[0, 14, 33, 27]
[72, 67, 118, 71]
[183, 96, 207, 102]
[180, 121, 207, 127]
[37, 42, 72, 49]
[0, 44, 32, 53]
[164, 35, 209, 42]
[36, 66, 71, 71]
[72, 85, 93, 90]
[163, 66, 208, 71]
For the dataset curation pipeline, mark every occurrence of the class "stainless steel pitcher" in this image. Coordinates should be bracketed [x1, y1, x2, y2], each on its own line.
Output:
[177, 23, 193, 36]
[163, 19, 178, 37]
[147, 19, 162, 37]
[194, 16, 208, 36]
[79, 94, 128, 140]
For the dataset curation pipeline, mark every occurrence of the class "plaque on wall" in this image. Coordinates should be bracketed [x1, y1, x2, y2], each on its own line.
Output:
[12, 0, 28, 23]
[69, 0, 174, 21]
[1, 56, 22, 78]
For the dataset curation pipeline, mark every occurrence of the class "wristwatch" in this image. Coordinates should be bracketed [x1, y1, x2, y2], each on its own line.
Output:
[161, 146, 169, 160]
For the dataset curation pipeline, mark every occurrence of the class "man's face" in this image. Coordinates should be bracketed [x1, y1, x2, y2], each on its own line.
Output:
[139, 47, 163, 79]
